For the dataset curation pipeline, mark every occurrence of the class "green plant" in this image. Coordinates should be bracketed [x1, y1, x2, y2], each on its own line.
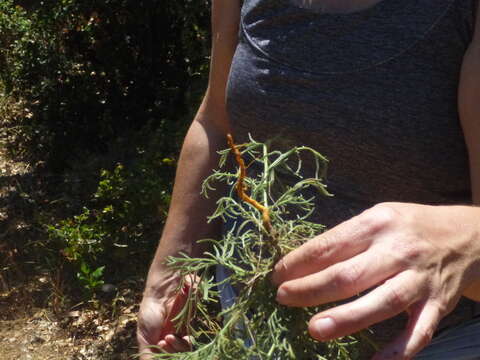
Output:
[150, 136, 369, 359]
[0, 0, 210, 168]
[46, 148, 175, 298]
[77, 262, 105, 295]
[0, 0, 211, 316]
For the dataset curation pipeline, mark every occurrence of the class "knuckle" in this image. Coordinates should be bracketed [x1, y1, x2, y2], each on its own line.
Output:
[385, 285, 410, 312]
[359, 203, 398, 234]
[308, 236, 332, 263]
[402, 242, 422, 260]
[430, 299, 449, 319]
[393, 242, 423, 266]
[333, 263, 362, 292]
[417, 325, 435, 348]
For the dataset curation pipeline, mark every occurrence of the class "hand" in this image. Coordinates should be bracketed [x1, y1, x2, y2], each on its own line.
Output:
[272, 203, 480, 360]
[137, 274, 194, 358]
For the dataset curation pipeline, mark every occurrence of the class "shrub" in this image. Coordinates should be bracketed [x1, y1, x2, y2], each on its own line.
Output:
[0, 0, 210, 169]
[0, 0, 211, 300]
[46, 135, 177, 297]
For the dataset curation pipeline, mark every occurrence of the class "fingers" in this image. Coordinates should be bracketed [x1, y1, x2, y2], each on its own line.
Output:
[308, 271, 420, 341]
[139, 334, 192, 357]
[373, 302, 441, 360]
[158, 335, 192, 353]
[276, 246, 403, 307]
[159, 339, 176, 353]
[272, 211, 384, 285]
[164, 334, 192, 352]
[137, 274, 199, 358]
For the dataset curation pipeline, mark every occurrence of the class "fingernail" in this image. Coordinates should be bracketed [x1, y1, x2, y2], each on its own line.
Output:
[313, 317, 336, 339]
[276, 287, 288, 304]
[272, 259, 287, 285]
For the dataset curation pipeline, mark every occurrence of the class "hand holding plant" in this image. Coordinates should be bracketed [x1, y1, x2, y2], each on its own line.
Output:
[137, 273, 195, 357]
[143, 135, 367, 359]
[272, 202, 480, 359]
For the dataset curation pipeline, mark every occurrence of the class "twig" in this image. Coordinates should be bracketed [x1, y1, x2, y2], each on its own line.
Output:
[226, 134, 271, 234]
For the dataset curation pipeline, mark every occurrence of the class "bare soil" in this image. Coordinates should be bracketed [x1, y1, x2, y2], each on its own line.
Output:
[0, 277, 139, 360]
[0, 149, 141, 360]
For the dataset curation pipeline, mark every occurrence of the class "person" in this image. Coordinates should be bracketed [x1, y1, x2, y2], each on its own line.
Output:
[137, 0, 480, 359]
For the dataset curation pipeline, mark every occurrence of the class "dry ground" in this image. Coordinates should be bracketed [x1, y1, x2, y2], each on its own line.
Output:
[0, 276, 139, 360]
[0, 149, 141, 360]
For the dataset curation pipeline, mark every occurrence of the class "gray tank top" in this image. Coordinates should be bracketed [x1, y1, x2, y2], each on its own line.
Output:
[225, 0, 478, 354]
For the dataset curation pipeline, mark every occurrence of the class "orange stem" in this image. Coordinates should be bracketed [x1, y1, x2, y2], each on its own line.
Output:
[227, 134, 272, 233]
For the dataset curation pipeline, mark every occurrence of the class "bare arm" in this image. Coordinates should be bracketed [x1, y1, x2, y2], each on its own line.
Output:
[458, 8, 480, 301]
[144, 0, 241, 292]
[137, 3, 241, 356]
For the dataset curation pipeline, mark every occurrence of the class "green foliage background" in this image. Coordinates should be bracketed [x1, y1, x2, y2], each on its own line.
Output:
[0, 0, 211, 300]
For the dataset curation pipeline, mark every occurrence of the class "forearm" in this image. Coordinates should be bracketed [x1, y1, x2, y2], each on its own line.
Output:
[145, 101, 229, 290]
[458, 41, 480, 301]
